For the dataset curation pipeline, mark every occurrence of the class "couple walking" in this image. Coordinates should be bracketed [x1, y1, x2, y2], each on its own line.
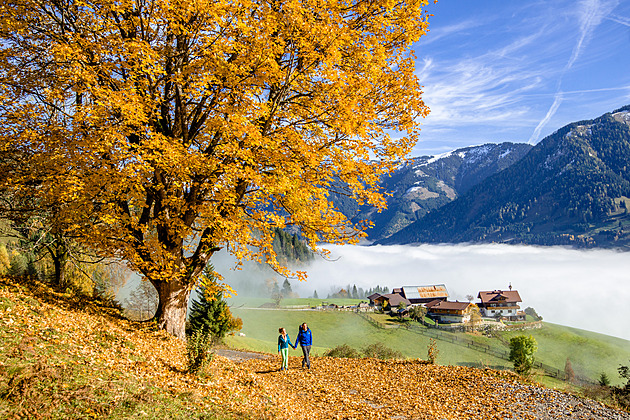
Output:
[277, 323, 312, 371]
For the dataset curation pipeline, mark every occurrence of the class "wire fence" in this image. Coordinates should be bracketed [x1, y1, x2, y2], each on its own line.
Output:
[354, 312, 597, 385]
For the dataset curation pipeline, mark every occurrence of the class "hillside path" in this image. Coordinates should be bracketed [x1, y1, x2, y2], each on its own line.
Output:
[214, 348, 272, 362]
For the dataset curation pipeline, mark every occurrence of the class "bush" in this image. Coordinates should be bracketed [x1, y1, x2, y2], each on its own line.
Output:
[427, 338, 439, 364]
[361, 342, 402, 360]
[509, 335, 537, 375]
[186, 330, 213, 374]
[323, 344, 361, 358]
[524, 307, 543, 321]
[613, 362, 630, 409]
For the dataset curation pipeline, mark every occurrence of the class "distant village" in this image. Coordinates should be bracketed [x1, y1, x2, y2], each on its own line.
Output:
[318, 284, 531, 325]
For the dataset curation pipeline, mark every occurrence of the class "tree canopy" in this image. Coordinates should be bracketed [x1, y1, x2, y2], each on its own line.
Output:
[0, 0, 430, 338]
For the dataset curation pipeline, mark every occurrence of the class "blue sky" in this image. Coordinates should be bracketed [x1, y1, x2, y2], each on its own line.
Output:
[410, 0, 630, 156]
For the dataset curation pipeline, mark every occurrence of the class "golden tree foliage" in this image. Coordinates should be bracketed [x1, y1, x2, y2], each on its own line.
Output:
[0, 0, 430, 338]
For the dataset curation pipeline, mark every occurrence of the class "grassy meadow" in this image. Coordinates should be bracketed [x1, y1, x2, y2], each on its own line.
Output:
[501, 322, 630, 385]
[225, 307, 510, 370]
[226, 298, 630, 387]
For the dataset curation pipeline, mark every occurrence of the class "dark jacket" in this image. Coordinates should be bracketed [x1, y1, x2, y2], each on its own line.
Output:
[295, 327, 312, 347]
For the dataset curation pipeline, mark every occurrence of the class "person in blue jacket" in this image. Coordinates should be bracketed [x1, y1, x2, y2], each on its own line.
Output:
[294, 322, 312, 369]
[277, 327, 293, 371]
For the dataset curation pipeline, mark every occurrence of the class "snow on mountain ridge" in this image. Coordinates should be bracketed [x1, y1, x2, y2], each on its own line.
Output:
[419, 144, 493, 167]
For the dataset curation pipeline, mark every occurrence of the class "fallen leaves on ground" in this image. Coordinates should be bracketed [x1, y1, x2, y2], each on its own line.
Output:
[1, 277, 628, 420]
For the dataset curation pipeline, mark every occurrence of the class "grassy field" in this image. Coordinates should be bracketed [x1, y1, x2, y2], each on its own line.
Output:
[228, 296, 365, 308]
[500, 322, 630, 386]
[226, 299, 630, 386]
[227, 307, 511, 369]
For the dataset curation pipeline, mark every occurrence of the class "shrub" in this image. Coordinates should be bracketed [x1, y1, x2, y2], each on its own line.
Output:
[427, 338, 439, 364]
[409, 305, 427, 323]
[524, 307, 543, 321]
[186, 330, 213, 374]
[509, 335, 537, 375]
[612, 362, 630, 409]
[361, 342, 402, 360]
[323, 344, 360, 358]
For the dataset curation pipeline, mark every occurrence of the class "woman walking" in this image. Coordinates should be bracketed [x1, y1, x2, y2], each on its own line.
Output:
[277, 327, 293, 371]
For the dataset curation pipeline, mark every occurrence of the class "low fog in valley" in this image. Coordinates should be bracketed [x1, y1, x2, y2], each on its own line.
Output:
[211, 243, 630, 342]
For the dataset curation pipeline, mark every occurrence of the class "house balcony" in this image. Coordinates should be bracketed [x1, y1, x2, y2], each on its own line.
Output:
[482, 305, 520, 311]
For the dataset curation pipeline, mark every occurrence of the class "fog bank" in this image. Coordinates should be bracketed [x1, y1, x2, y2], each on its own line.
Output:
[214, 243, 630, 341]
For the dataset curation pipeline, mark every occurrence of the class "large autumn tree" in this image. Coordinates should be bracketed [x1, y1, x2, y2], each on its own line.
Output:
[0, 0, 430, 338]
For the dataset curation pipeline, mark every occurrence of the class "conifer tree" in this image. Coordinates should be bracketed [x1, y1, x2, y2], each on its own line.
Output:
[282, 279, 293, 297]
[188, 267, 241, 340]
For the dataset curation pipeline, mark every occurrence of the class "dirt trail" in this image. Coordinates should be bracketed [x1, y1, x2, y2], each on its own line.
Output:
[213, 348, 272, 362]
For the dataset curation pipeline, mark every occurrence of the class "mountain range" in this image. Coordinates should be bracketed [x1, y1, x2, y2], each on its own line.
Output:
[335, 105, 630, 249]
[331, 142, 533, 240]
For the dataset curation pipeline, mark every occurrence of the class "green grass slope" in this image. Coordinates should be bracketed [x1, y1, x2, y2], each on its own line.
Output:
[227, 303, 630, 386]
[500, 323, 630, 386]
[228, 307, 510, 369]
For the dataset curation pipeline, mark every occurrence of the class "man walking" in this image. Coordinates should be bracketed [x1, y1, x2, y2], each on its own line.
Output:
[294, 322, 313, 369]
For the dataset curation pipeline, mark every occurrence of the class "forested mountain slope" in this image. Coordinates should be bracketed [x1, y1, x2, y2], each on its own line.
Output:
[331, 142, 532, 240]
[379, 105, 630, 248]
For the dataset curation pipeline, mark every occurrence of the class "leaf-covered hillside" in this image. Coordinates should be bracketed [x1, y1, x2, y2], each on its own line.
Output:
[380, 105, 630, 248]
[2, 276, 629, 419]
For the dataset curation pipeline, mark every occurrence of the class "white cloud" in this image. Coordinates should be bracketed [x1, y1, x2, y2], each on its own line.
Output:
[412, 0, 628, 149]
[417, 54, 546, 127]
[526, 0, 621, 143]
[417, 19, 484, 46]
[607, 14, 630, 26]
[287, 244, 630, 341]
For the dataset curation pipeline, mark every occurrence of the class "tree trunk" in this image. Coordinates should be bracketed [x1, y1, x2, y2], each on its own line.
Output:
[152, 277, 193, 340]
[51, 253, 68, 288]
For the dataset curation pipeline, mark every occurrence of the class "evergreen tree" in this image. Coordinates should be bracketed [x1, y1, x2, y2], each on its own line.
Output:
[352, 285, 359, 299]
[282, 278, 293, 296]
[187, 267, 242, 340]
[313, 290, 319, 299]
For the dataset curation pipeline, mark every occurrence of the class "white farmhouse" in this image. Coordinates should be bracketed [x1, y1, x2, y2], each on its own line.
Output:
[477, 288, 526, 321]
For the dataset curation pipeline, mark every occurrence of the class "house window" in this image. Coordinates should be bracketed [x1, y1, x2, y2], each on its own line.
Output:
[491, 310, 495, 313]
[508, 310, 512, 313]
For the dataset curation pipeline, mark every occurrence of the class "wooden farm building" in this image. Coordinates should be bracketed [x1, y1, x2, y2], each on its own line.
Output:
[367, 285, 448, 307]
[401, 285, 449, 304]
[425, 300, 476, 323]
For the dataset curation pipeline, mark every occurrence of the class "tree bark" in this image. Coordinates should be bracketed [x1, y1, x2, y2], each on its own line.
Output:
[51, 251, 68, 288]
[151, 277, 193, 340]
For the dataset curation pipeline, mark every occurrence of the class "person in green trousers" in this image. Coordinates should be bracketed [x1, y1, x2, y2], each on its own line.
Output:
[277, 327, 294, 371]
